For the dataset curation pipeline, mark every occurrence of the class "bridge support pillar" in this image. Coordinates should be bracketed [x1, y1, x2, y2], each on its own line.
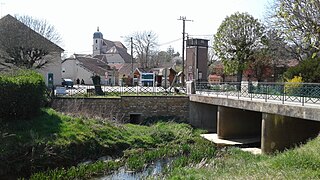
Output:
[217, 106, 261, 139]
[262, 113, 320, 154]
[189, 102, 217, 132]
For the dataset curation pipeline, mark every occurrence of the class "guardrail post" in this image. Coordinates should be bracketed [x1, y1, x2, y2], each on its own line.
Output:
[136, 85, 138, 96]
[282, 84, 285, 104]
[226, 84, 228, 98]
[265, 85, 268, 102]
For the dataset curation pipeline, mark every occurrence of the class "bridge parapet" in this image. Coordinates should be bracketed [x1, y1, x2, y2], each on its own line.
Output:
[195, 81, 320, 106]
[190, 94, 320, 122]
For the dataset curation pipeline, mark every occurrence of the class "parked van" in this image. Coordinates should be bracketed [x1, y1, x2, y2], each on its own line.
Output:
[62, 78, 73, 88]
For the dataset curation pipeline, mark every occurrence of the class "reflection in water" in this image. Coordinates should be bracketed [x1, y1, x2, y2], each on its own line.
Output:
[97, 158, 173, 180]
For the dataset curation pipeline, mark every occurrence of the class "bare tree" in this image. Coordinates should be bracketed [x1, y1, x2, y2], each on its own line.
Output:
[0, 15, 62, 69]
[15, 14, 63, 45]
[127, 30, 158, 68]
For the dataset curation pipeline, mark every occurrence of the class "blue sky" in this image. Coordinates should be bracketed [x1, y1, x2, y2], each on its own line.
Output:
[2, 0, 270, 55]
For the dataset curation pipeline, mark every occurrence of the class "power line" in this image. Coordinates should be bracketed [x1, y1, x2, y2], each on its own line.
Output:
[158, 38, 182, 46]
[188, 34, 214, 37]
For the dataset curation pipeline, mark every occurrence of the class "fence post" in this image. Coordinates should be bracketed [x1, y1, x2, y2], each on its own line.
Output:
[282, 83, 285, 104]
[136, 84, 139, 96]
[226, 83, 228, 98]
[250, 83, 253, 100]
[238, 83, 240, 99]
[265, 85, 268, 102]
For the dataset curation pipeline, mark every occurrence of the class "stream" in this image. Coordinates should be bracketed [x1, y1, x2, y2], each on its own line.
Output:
[95, 158, 173, 180]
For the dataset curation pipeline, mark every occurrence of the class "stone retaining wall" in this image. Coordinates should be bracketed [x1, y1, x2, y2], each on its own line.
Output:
[51, 96, 189, 123]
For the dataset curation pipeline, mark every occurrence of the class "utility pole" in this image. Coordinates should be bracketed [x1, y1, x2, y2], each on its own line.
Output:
[178, 16, 192, 87]
[131, 37, 133, 74]
[131, 37, 134, 85]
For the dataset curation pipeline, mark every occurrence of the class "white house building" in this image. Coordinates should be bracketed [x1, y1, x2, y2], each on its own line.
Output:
[62, 54, 118, 85]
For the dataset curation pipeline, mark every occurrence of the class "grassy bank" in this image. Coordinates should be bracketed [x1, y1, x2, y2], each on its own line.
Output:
[166, 135, 320, 179]
[3, 108, 319, 179]
[0, 108, 215, 179]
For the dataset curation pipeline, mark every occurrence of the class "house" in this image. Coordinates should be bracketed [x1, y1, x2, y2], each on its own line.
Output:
[133, 63, 177, 87]
[208, 74, 222, 83]
[62, 54, 118, 85]
[109, 63, 139, 86]
[0, 14, 64, 86]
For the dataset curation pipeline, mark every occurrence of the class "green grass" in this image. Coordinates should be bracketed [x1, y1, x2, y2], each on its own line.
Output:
[1, 108, 213, 179]
[5, 108, 319, 179]
[28, 121, 216, 179]
[166, 136, 320, 179]
[28, 160, 121, 180]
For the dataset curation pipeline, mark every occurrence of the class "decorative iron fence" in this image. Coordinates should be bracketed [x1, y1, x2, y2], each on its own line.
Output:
[54, 84, 186, 97]
[195, 81, 320, 106]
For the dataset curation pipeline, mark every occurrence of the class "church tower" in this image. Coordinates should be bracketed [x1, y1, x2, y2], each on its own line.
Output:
[93, 27, 104, 56]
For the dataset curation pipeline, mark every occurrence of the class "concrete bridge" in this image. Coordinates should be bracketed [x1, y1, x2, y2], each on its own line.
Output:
[188, 82, 320, 154]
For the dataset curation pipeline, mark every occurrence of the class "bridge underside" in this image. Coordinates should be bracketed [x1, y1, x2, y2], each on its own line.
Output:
[190, 101, 320, 154]
[262, 113, 320, 153]
[189, 102, 217, 133]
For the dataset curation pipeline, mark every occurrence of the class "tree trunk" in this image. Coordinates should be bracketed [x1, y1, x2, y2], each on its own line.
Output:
[236, 70, 243, 90]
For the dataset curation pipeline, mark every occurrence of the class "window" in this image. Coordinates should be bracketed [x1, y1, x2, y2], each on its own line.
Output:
[96, 40, 98, 43]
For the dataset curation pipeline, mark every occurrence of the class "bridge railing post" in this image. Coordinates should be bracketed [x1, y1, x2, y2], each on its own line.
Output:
[265, 84, 268, 102]
[237, 82, 240, 99]
[226, 85, 229, 98]
[282, 83, 285, 104]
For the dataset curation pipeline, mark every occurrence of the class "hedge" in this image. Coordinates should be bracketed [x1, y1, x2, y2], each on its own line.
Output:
[0, 70, 46, 121]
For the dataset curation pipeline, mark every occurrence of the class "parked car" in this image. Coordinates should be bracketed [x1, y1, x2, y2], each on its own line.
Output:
[62, 78, 73, 88]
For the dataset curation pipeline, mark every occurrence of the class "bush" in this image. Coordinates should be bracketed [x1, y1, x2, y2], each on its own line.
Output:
[285, 75, 303, 96]
[284, 57, 320, 83]
[0, 70, 46, 121]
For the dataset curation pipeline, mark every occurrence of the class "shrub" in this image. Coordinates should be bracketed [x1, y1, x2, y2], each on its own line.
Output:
[284, 57, 320, 83]
[0, 70, 46, 121]
[285, 75, 303, 96]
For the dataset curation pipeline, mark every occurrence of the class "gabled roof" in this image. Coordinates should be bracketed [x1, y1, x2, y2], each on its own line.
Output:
[63, 55, 111, 76]
[103, 39, 127, 50]
[134, 68, 152, 74]
[109, 63, 139, 75]
[77, 56, 111, 76]
[102, 39, 132, 63]
[0, 14, 64, 52]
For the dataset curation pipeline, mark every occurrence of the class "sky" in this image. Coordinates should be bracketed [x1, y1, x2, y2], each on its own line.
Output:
[1, 0, 270, 56]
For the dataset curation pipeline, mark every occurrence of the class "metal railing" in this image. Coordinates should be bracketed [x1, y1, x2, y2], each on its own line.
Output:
[54, 84, 186, 97]
[195, 81, 320, 106]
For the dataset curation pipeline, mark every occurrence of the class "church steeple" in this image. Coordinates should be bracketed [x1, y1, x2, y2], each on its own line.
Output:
[93, 27, 103, 56]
